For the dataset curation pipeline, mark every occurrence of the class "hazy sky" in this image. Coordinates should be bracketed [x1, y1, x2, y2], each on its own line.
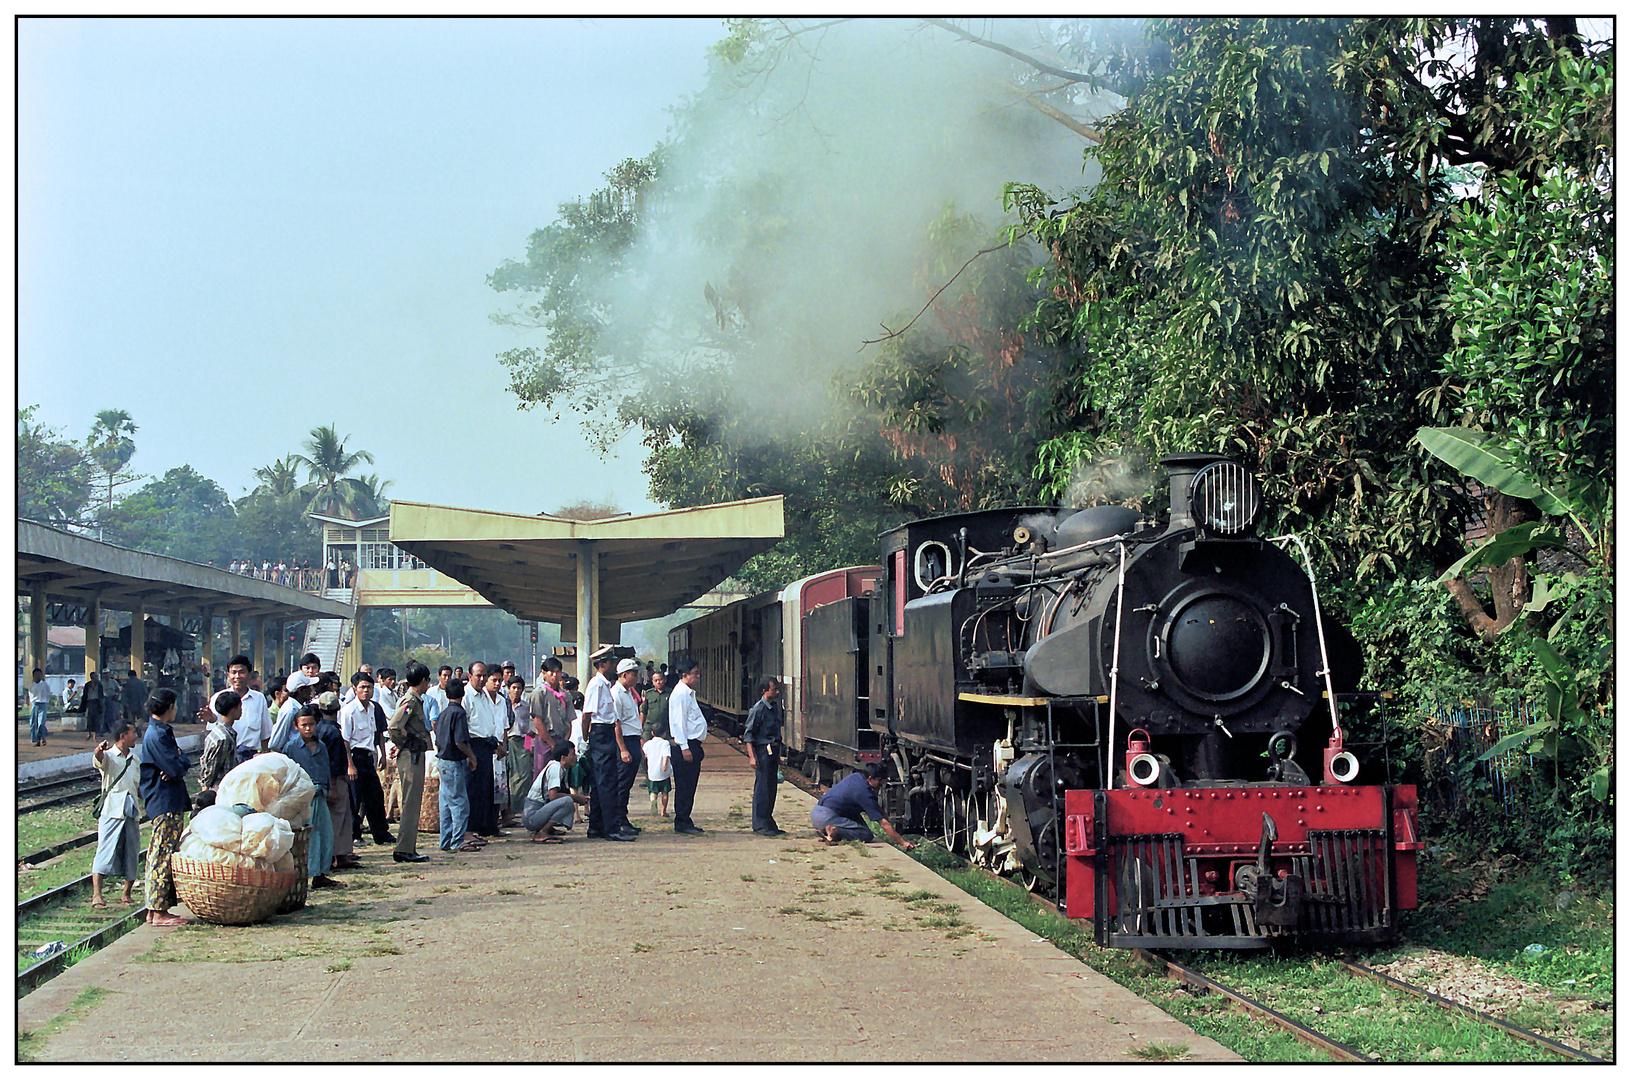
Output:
[19, 16, 730, 516]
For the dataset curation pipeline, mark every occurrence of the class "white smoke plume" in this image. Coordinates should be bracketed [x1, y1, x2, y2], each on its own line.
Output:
[1062, 453, 1158, 509]
[600, 18, 1117, 437]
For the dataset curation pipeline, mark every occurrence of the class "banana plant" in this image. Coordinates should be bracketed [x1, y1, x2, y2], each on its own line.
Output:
[1417, 427, 1612, 804]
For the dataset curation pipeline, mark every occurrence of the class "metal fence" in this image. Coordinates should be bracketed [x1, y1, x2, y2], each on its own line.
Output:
[1418, 699, 1537, 811]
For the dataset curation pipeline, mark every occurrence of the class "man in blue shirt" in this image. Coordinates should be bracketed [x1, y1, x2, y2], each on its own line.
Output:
[811, 762, 914, 850]
[742, 676, 786, 837]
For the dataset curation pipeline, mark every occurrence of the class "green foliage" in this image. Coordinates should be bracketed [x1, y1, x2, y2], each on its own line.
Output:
[291, 424, 379, 519]
[101, 465, 237, 565]
[1006, 17, 1471, 579]
[16, 406, 96, 527]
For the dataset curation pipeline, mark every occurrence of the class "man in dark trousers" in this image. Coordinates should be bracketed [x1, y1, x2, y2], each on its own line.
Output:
[743, 676, 786, 837]
[122, 668, 149, 726]
[666, 660, 708, 836]
[341, 670, 394, 847]
[582, 647, 634, 841]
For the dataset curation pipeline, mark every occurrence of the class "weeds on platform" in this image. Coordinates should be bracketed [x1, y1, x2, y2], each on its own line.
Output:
[17, 985, 111, 1062]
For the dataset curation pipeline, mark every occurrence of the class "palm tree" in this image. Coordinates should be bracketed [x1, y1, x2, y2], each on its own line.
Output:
[342, 473, 393, 518]
[252, 455, 304, 498]
[87, 409, 138, 538]
[290, 424, 375, 519]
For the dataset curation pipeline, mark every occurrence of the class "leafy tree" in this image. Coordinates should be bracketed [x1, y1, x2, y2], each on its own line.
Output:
[17, 406, 96, 527]
[291, 424, 376, 519]
[550, 500, 624, 521]
[101, 465, 237, 565]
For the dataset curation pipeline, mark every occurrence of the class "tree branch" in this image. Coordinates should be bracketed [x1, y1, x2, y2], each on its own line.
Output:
[921, 18, 1099, 84]
[861, 243, 1009, 348]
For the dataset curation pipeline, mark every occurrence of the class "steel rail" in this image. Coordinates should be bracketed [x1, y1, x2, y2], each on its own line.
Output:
[18, 829, 101, 868]
[1332, 956, 1608, 1064]
[18, 851, 149, 919]
[1135, 949, 1373, 1062]
[17, 906, 148, 996]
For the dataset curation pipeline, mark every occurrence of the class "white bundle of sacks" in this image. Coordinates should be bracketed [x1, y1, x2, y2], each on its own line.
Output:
[216, 752, 317, 827]
[177, 804, 297, 872]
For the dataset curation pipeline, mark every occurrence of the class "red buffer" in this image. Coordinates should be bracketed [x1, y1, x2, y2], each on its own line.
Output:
[1063, 785, 1422, 949]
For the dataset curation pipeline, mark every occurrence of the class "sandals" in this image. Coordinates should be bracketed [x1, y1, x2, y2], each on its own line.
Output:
[147, 913, 190, 926]
[456, 842, 483, 852]
[91, 900, 109, 910]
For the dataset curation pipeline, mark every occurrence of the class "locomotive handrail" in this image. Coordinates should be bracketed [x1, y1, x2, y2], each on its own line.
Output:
[1105, 540, 1129, 791]
[1267, 533, 1343, 735]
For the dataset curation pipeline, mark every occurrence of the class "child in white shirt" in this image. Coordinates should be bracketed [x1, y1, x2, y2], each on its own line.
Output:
[643, 735, 673, 818]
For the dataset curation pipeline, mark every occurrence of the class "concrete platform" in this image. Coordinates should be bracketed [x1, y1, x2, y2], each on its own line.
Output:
[19, 737, 1239, 1062]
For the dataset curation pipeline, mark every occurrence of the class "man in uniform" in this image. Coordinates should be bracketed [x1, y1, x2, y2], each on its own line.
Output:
[582, 647, 634, 841]
[743, 676, 786, 837]
[386, 661, 433, 863]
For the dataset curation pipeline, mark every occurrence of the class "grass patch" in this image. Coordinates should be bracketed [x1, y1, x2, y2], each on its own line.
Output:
[496, 887, 523, 896]
[633, 942, 654, 953]
[360, 943, 402, 957]
[870, 869, 905, 887]
[1130, 1041, 1190, 1062]
[17, 985, 112, 1062]
[326, 960, 352, 973]
[740, 874, 756, 882]
[414, 898, 433, 905]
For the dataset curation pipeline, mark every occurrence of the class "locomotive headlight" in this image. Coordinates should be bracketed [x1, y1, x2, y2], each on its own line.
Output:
[1189, 461, 1263, 535]
[1327, 750, 1360, 784]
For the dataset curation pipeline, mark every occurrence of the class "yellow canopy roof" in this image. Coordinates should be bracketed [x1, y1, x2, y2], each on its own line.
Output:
[387, 496, 785, 627]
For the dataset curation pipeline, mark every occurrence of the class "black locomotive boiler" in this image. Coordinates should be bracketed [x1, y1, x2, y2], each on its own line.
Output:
[673, 453, 1421, 948]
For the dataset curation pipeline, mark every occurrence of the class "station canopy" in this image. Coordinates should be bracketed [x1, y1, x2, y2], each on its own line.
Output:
[16, 520, 355, 622]
[386, 496, 785, 628]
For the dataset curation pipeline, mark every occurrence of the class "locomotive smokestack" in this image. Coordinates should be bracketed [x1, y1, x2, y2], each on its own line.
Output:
[1160, 453, 1227, 531]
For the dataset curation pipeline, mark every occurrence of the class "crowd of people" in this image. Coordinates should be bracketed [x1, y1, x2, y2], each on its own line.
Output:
[216, 551, 428, 590]
[89, 642, 915, 926]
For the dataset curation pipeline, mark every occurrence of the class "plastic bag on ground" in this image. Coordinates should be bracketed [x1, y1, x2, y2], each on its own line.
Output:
[216, 753, 317, 827]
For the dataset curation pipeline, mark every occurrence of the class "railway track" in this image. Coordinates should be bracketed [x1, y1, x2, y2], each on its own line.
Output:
[898, 832, 1607, 1063]
[19, 770, 103, 814]
[16, 858, 149, 998]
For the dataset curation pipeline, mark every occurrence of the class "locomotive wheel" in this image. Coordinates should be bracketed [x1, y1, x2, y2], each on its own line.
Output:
[940, 788, 966, 853]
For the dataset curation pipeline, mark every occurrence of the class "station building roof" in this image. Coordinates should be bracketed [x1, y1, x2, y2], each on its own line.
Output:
[15, 519, 355, 622]
[386, 497, 785, 627]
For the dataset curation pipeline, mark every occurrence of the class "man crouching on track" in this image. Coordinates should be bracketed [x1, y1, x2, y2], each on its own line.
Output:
[811, 762, 914, 851]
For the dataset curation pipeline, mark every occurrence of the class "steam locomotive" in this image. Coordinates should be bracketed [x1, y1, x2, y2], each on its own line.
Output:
[669, 454, 1421, 948]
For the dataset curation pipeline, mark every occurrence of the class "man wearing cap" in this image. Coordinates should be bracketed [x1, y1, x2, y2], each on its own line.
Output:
[583, 647, 634, 841]
[667, 659, 708, 835]
[268, 671, 318, 748]
[610, 658, 645, 836]
[385, 661, 433, 863]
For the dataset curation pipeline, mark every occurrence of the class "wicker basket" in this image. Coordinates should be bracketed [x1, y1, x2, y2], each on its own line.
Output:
[276, 826, 312, 914]
[171, 855, 301, 925]
[417, 766, 441, 832]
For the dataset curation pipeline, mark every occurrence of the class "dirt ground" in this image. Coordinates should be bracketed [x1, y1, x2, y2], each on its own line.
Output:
[18, 738, 1238, 1063]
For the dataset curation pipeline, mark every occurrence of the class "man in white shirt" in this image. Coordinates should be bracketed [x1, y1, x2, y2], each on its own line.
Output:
[341, 670, 395, 847]
[375, 668, 400, 716]
[582, 648, 633, 841]
[609, 659, 645, 836]
[224, 655, 271, 764]
[91, 719, 143, 907]
[667, 659, 708, 835]
[423, 665, 452, 735]
[27, 668, 53, 745]
[268, 671, 317, 748]
[340, 663, 372, 705]
[463, 662, 505, 839]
